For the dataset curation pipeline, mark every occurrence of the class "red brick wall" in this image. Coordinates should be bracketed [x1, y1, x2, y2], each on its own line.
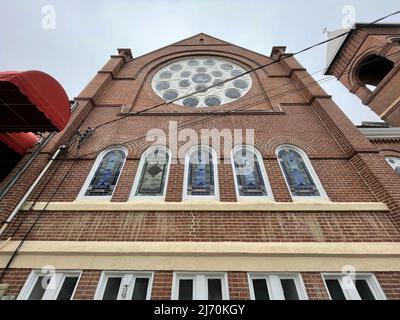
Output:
[1, 35, 400, 300]
[228, 272, 250, 299]
[302, 272, 331, 300]
[371, 140, 400, 155]
[3, 38, 399, 234]
[327, 27, 400, 126]
[375, 272, 400, 300]
[73, 270, 102, 300]
[151, 271, 173, 300]
[0, 268, 31, 297]
[3, 211, 399, 242]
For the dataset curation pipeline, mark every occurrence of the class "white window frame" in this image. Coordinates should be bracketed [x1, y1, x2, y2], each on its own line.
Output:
[171, 272, 229, 300]
[248, 273, 308, 300]
[18, 270, 82, 300]
[322, 273, 386, 300]
[77, 146, 128, 201]
[276, 145, 329, 201]
[231, 145, 274, 201]
[385, 156, 400, 175]
[129, 146, 171, 201]
[183, 146, 220, 201]
[94, 271, 153, 300]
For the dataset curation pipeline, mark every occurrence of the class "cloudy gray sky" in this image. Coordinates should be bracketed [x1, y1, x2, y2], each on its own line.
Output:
[1, 0, 399, 124]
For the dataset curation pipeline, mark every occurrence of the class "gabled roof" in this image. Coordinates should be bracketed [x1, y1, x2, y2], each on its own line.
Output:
[172, 33, 230, 46]
[130, 32, 272, 62]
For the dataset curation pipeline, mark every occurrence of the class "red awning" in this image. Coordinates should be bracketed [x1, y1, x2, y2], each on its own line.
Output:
[0, 70, 71, 132]
[0, 132, 39, 155]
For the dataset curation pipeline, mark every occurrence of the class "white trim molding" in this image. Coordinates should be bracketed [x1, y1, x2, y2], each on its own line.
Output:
[276, 145, 329, 201]
[322, 273, 386, 300]
[2, 241, 400, 272]
[248, 273, 308, 300]
[18, 270, 82, 300]
[359, 127, 400, 139]
[129, 146, 171, 201]
[171, 272, 229, 300]
[94, 271, 153, 300]
[21, 200, 389, 212]
[231, 145, 274, 201]
[77, 146, 128, 201]
[385, 156, 400, 175]
[183, 145, 220, 201]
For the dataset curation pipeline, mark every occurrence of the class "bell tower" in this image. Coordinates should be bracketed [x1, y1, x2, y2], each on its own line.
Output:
[326, 23, 400, 126]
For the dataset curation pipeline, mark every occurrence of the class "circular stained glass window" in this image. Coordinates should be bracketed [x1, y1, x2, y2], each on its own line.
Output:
[163, 90, 178, 101]
[183, 97, 200, 107]
[152, 57, 252, 107]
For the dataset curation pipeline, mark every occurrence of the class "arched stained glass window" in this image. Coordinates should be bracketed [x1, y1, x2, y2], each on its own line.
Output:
[277, 146, 326, 199]
[232, 146, 272, 199]
[79, 148, 127, 199]
[385, 156, 400, 176]
[184, 146, 218, 199]
[131, 147, 170, 198]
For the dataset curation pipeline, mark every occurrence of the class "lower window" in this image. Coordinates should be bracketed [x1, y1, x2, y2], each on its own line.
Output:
[248, 273, 308, 300]
[95, 272, 153, 300]
[18, 270, 81, 300]
[172, 272, 229, 300]
[322, 273, 386, 300]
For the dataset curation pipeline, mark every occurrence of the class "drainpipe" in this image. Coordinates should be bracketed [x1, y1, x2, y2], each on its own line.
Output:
[0, 145, 66, 237]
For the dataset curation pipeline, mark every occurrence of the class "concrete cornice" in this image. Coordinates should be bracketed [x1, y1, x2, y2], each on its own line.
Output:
[1, 241, 400, 271]
[21, 201, 389, 212]
[359, 127, 400, 139]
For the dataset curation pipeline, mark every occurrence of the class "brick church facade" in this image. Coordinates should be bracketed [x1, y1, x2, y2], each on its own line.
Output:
[1, 30, 400, 300]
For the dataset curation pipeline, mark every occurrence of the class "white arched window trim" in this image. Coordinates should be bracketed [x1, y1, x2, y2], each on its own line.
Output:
[77, 146, 128, 201]
[385, 156, 400, 175]
[129, 146, 171, 201]
[183, 145, 219, 201]
[230, 145, 274, 201]
[276, 145, 329, 201]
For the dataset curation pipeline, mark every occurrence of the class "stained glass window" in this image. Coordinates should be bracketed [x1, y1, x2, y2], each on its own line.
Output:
[233, 147, 268, 197]
[186, 147, 215, 196]
[135, 148, 169, 197]
[152, 57, 252, 107]
[84, 149, 126, 197]
[385, 157, 400, 176]
[278, 148, 320, 197]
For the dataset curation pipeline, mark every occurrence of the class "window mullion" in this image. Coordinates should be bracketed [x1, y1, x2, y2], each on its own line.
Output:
[341, 276, 361, 300]
[118, 274, 133, 300]
[268, 275, 285, 300]
[196, 275, 207, 300]
[43, 273, 62, 300]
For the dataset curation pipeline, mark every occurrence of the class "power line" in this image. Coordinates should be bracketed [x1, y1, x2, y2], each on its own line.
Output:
[131, 10, 400, 114]
[92, 10, 400, 132]
[76, 49, 400, 158]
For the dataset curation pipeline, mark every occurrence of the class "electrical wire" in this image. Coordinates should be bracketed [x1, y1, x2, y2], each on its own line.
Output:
[93, 9, 400, 131]
[0, 139, 79, 282]
[76, 49, 400, 159]
[1, 10, 399, 284]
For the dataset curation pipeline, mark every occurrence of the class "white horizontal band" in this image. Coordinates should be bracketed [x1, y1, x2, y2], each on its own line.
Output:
[1, 241, 399, 272]
[21, 201, 389, 212]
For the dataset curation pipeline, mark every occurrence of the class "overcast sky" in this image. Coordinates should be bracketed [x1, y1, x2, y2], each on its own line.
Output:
[1, 0, 399, 124]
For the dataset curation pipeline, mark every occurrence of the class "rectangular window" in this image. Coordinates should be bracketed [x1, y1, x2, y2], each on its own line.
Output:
[248, 273, 308, 300]
[95, 272, 153, 300]
[18, 271, 81, 300]
[172, 273, 228, 300]
[322, 273, 386, 300]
